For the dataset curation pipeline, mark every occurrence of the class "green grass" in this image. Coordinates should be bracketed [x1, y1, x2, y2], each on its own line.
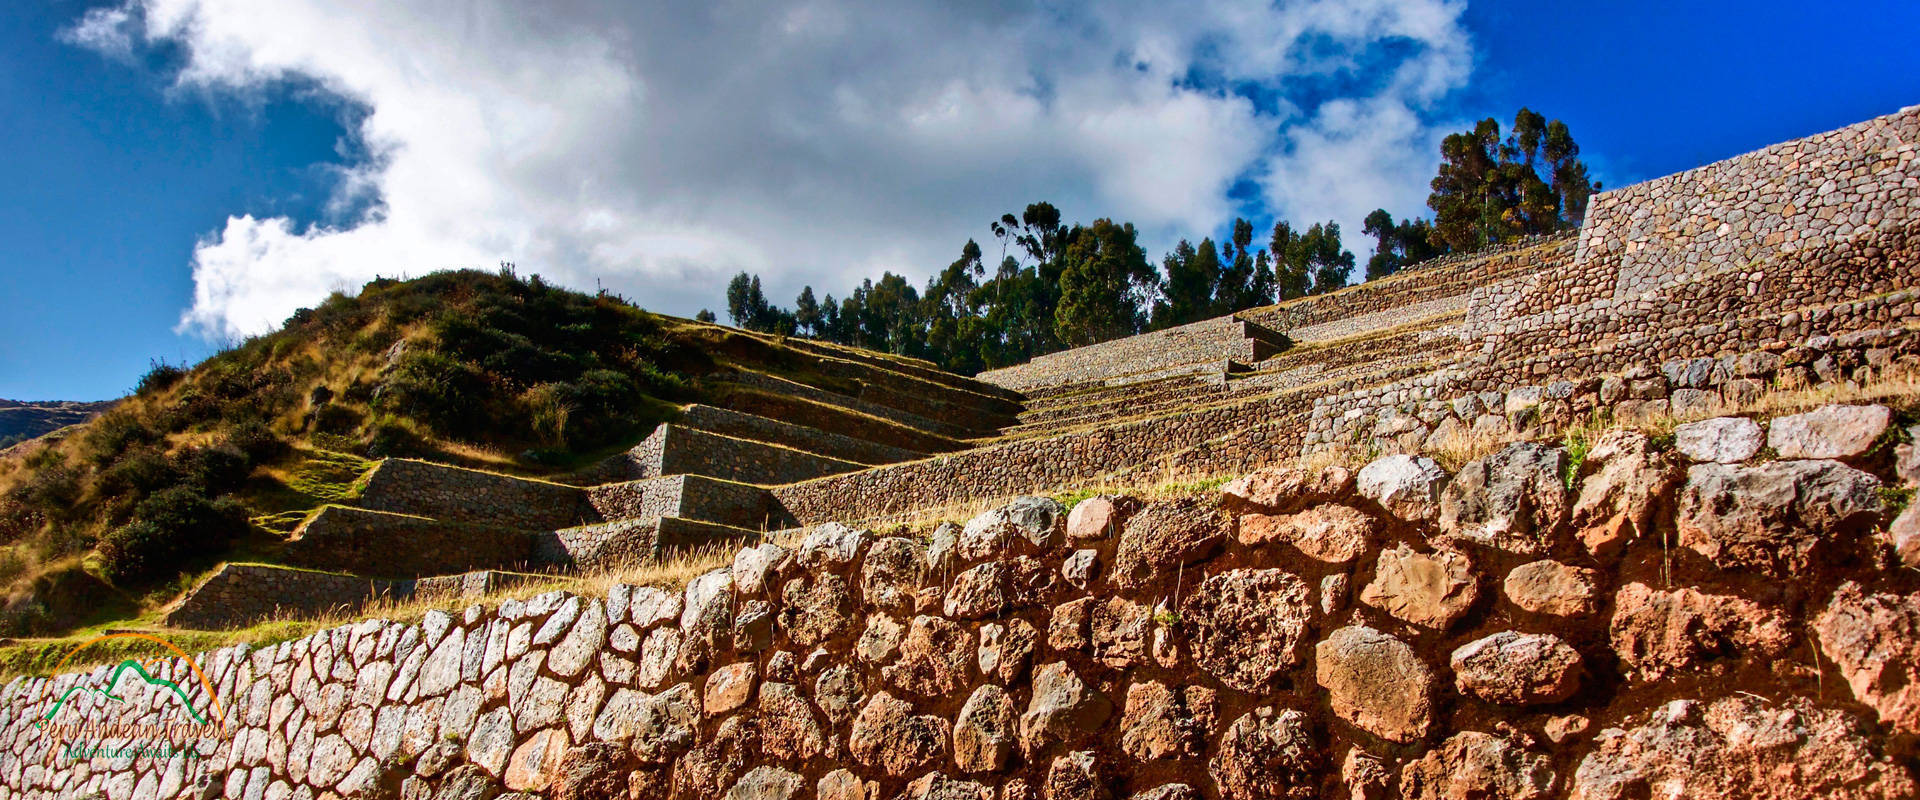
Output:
[0, 621, 318, 680]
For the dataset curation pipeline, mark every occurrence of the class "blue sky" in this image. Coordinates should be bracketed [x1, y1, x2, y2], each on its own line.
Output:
[3, 0, 1918, 401]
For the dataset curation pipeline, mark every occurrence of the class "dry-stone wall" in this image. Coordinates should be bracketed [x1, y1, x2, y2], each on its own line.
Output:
[161, 564, 407, 630]
[1245, 234, 1573, 342]
[633, 425, 866, 486]
[977, 317, 1287, 394]
[356, 460, 596, 531]
[678, 405, 926, 465]
[284, 507, 537, 578]
[10, 407, 1919, 800]
[1465, 105, 1920, 347]
[164, 565, 546, 630]
[586, 474, 780, 530]
[781, 106, 1920, 524]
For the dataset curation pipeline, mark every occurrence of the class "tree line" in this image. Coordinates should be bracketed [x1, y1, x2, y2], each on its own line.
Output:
[707, 108, 1597, 375]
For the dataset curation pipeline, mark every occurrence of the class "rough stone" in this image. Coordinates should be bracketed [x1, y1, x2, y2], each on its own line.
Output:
[1315, 625, 1436, 743]
[1044, 751, 1108, 800]
[817, 770, 870, 800]
[813, 665, 864, 726]
[1355, 454, 1448, 521]
[705, 662, 758, 717]
[549, 743, 629, 800]
[1674, 417, 1765, 463]
[1889, 501, 1920, 570]
[953, 685, 1017, 774]
[675, 716, 758, 800]
[1236, 504, 1378, 563]
[1609, 582, 1793, 682]
[1359, 544, 1478, 630]
[1112, 498, 1226, 589]
[978, 619, 1037, 684]
[884, 615, 974, 698]
[1814, 582, 1920, 734]
[1340, 749, 1390, 800]
[1570, 697, 1916, 800]
[779, 573, 855, 647]
[849, 692, 949, 777]
[1676, 460, 1882, 574]
[1399, 731, 1554, 800]
[1208, 706, 1319, 800]
[1179, 568, 1314, 692]
[944, 557, 1048, 619]
[1219, 466, 1356, 514]
[1019, 662, 1113, 753]
[1118, 681, 1216, 761]
[1766, 404, 1892, 459]
[1568, 430, 1681, 559]
[726, 766, 803, 800]
[1503, 560, 1601, 617]
[1066, 496, 1131, 541]
[1088, 596, 1153, 669]
[1438, 442, 1569, 554]
[1061, 549, 1100, 589]
[732, 543, 789, 597]
[901, 772, 994, 800]
[861, 537, 928, 612]
[856, 613, 905, 665]
[756, 682, 826, 762]
[794, 522, 871, 571]
[1450, 632, 1583, 705]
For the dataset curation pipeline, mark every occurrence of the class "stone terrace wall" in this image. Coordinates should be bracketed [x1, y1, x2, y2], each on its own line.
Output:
[283, 507, 537, 578]
[164, 565, 546, 630]
[357, 459, 597, 530]
[161, 564, 406, 630]
[1244, 234, 1574, 339]
[9, 432, 1918, 799]
[586, 474, 779, 530]
[977, 317, 1284, 394]
[679, 404, 926, 464]
[652, 425, 864, 486]
[1465, 104, 1920, 342]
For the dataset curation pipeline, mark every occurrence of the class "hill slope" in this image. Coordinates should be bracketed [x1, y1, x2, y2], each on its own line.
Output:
[0, 268, 956, 635]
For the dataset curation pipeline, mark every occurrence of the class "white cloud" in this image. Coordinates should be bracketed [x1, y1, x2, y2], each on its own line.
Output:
[68, 0, 1473, 340]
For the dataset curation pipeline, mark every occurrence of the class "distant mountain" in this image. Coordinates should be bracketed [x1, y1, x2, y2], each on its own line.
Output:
[0, 399, 117, 448]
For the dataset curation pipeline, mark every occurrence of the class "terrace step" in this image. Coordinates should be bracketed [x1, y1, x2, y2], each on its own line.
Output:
[715, 372, 982, 439]
[536, 516, 761, 571]
[676, 404, 925, 465]
[164, 562, 558, 630]
[617, 424, 868, 485]
[356, 458, 597, 529]
[284, 506, 537, 578]
[586, 473, 784, 530]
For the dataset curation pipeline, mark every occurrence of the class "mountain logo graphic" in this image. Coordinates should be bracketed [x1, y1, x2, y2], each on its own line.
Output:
[26, 632, 228, 734]
[36, 658, 212, 727]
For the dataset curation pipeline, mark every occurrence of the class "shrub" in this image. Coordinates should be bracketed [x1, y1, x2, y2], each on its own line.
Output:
[95, 446, 180, 499]
[375, 350, 489, 437]
[80, 410, 155, 465]
[135, 360, 187, 395]
[97, 486, 246, 584]
[365, 417, 427, 458]
[179, 443, 252, 495]
[309, 403, 363, 435]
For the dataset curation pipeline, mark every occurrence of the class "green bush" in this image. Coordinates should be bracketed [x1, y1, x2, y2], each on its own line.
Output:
[374, 350, 489, 437]
[135, 361, 187, 395]
[79, 410, 154, 466]
[97, 487, 246, 584]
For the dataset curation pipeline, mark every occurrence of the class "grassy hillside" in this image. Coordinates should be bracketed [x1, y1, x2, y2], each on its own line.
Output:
[0, 267, 926, 636]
